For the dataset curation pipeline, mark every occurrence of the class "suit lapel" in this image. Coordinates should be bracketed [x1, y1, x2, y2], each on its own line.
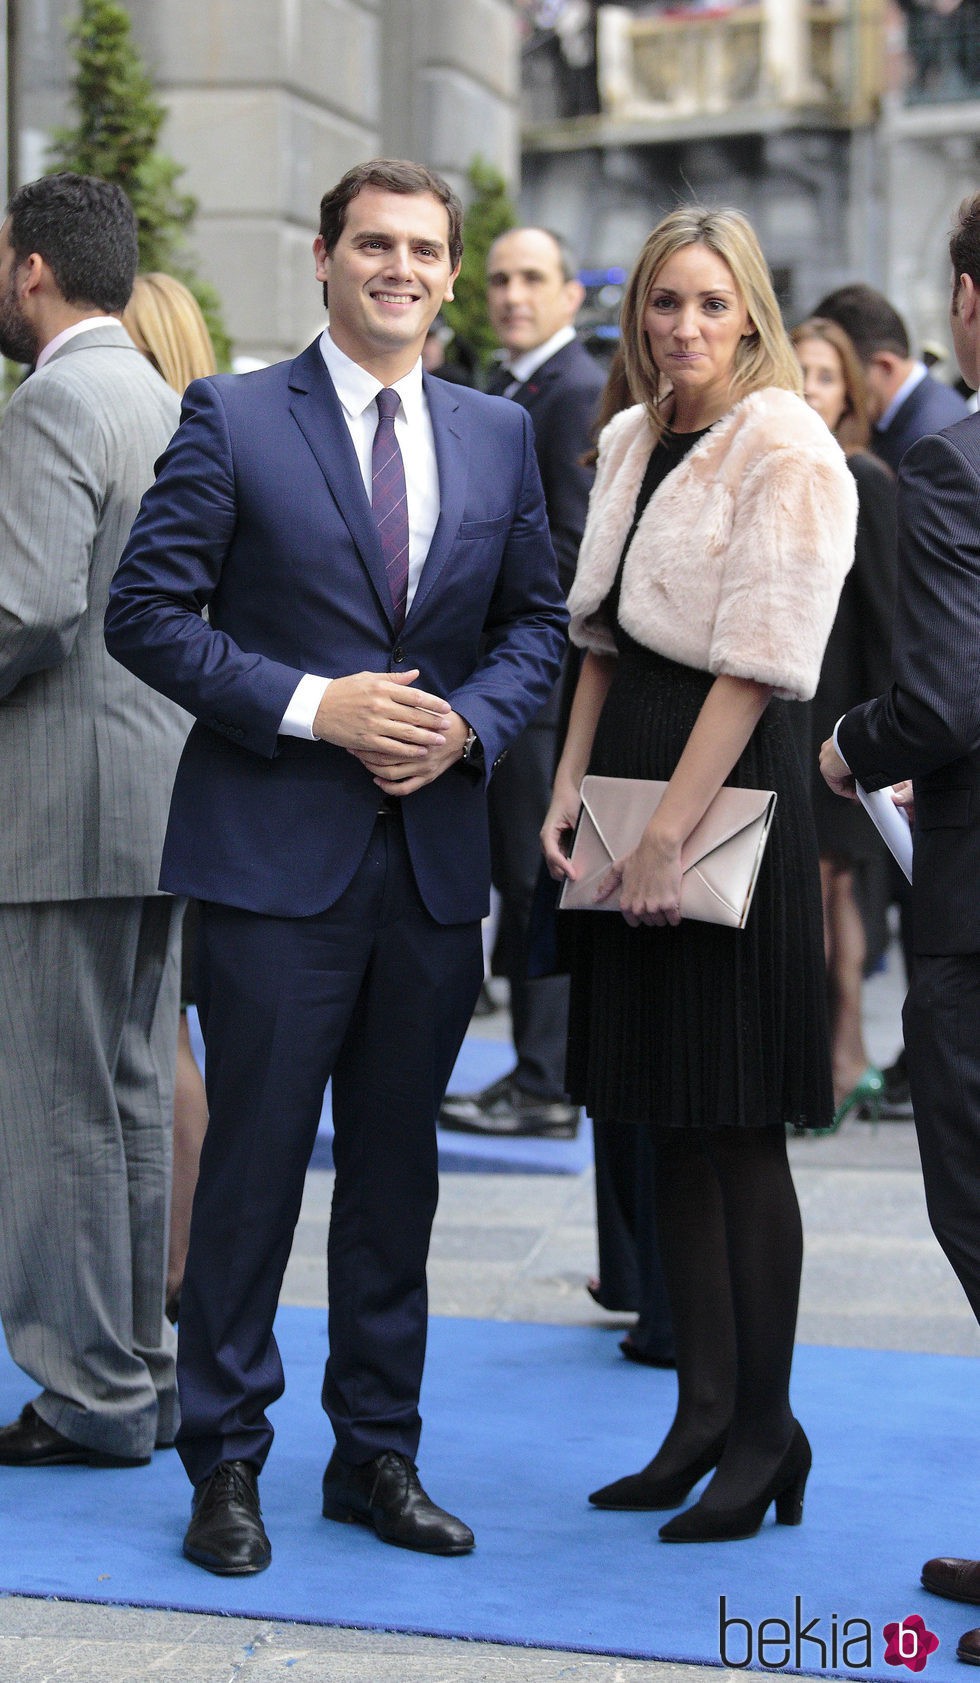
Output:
[511, 341, 572, 414]
[408, 373, 468, 622]
[287, 343, 394, 628]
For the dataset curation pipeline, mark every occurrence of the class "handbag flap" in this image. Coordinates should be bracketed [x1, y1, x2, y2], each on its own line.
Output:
[579, 777, 774, 872]
[680, 786, 776, 871]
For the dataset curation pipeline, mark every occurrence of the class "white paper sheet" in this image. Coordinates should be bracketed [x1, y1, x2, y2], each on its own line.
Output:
[856, 783, 914, 883]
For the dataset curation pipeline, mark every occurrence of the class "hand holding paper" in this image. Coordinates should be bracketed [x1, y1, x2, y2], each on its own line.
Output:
[856, 782, 913, 883]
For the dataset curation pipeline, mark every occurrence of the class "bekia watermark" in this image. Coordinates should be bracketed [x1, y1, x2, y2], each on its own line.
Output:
[719, 1597, 940, 1672]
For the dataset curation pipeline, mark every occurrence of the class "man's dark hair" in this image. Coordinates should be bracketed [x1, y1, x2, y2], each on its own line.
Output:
[950, 193, 980, 289]
[811, 283, 910, 362]
[5, 173, 138, 312]
[319, 159, 464, 271]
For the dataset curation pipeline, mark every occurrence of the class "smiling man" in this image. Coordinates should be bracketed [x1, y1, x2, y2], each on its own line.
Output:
[105, 159, 566, 1576]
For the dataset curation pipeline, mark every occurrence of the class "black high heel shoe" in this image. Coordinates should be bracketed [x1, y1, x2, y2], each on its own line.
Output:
[658, 1422, 811, 1542]
[589, 1429, 728, 1511]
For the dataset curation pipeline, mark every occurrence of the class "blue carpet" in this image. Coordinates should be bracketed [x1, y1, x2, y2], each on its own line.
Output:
[187, 1010, 592, 1176]
[0, 1310, 974, 1678]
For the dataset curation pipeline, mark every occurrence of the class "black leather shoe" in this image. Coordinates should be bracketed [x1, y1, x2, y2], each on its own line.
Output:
[183, 1460, 271, 1575]
[0, 1403, 150, 1468]
[922, 1558, 980, 1605]
[879, 1050, 914, 1118]
[439, 1074, 579, 1139]
[958, 1627, 980, 1665]
[322, 1449, 475, 1555]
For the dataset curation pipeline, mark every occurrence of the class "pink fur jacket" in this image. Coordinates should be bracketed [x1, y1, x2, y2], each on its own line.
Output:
[567, 386, 858, 701]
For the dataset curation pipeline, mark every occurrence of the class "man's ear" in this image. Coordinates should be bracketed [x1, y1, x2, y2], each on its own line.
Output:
[960, 272, 979, 326]
[313, 236, 329, 282]
[17, 250, 46, 301]
[443, 263, 461, 305]
[565, 277, 586, 318]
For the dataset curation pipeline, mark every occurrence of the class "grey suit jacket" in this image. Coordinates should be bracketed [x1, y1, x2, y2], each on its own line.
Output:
[0, 324, 189, 901]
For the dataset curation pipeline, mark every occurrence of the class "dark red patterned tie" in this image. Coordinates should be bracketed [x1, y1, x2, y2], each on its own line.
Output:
[371, 387, 409, 632]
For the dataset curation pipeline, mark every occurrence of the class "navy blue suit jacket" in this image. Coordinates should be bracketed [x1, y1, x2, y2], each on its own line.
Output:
[838, 413, 980, 953]
[105, 341, 567, 924]
[873, 370, 969, 473]
[512, 337, 605, 597]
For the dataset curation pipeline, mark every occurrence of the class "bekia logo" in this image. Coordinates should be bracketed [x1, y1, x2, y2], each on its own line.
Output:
[719, 1598, 940, 1672]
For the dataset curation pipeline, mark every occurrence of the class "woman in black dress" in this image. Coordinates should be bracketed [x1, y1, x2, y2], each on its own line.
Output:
[542, 208, 857, 1542]
[791, 317, 898, 1127]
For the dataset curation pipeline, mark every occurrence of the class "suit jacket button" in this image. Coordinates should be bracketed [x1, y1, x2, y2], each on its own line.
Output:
[392, 645, 404, 663]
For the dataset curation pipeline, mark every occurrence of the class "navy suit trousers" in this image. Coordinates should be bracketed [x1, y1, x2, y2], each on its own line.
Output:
[175, 809, 483, 1485]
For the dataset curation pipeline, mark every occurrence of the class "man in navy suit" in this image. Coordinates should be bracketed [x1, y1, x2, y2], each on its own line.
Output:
[815, 281, 971, 1117]
[440, 227, 604, 1139]
[814, 282, 969, 473]
[105, 159, 566, 1575]
[820, 194, 980, 1666]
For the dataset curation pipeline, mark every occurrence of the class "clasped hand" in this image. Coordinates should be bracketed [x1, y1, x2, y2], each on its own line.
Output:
[596, 829, 683, 928]
[313, 668, 467, 796]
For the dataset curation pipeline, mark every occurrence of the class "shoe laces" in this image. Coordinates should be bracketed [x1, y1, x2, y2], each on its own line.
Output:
[199, 1459, 260, 1512]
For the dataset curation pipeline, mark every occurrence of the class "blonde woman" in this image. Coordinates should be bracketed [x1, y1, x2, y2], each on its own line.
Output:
[791, 317, 898, 1128]
[542, 208, 856, 1541]
[123, 272, 216, 391]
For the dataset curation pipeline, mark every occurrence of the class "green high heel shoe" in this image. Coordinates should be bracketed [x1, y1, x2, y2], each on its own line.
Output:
[821, 1065, 884, 1135]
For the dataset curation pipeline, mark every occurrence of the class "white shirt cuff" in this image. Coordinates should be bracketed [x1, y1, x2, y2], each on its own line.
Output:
[279, 674, 331, 739]
[832, 715, 850, 771]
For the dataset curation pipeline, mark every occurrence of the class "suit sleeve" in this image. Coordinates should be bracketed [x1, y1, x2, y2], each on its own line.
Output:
[105, 377, 307, 760]
[0, 376, 104, 699]
[838, 433, 980, 787]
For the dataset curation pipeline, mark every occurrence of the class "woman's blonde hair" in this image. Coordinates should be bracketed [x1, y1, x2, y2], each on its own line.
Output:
[620, 205, 802, 443]
[123, 272, 217, 392]
[789, 315, 871, 455]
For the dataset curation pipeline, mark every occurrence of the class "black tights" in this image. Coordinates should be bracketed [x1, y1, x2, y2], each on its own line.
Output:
[646, 1122, 803, 1507]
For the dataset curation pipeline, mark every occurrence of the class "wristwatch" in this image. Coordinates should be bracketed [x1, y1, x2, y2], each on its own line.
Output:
[460, 724, 485, 777]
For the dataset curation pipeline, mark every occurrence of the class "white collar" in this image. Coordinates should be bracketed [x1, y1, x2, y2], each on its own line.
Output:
[318, 327, 425, 423]
[36, 315, 122, 370]
[505, 324, 577, 386]
[876, 361, 927, 433]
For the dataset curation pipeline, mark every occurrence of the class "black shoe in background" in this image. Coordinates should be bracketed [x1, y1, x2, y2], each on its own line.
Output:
[878, 1049, 914, 1119]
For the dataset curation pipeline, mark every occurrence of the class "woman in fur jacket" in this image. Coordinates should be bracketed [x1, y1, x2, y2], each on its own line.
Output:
[542, 206, 857, 1542]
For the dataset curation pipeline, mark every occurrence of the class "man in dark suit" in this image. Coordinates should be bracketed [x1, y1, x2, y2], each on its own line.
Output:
[819, 193, 980, 1667]
[105, 159, 566, 1575]
[814, 281, 971, 1116]
[814, 282, 969, 473]
[440, 227, 605, 1139]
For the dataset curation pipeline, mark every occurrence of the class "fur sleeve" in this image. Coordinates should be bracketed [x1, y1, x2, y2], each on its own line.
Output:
[708, 440, 857, 701]
[567, 405, 648, 655]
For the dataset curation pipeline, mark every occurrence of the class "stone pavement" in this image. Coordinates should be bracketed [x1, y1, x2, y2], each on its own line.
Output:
[2, 944, 977, 1682]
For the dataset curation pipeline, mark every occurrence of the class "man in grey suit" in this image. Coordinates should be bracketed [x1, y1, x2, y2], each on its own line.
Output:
[0, 174, 189, 1468]
[820, 192, 980, 1666]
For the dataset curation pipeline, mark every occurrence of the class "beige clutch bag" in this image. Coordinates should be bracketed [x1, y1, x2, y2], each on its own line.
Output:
[558, 775, 777, 929]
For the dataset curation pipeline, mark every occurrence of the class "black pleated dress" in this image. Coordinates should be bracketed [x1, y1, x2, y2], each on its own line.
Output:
[564, 428, 834, 1133]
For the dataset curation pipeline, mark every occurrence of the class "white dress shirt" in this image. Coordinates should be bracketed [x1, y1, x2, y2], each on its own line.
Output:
[279, 328, 441, 739]
[504, 323, 576, 389]
[36, 315, 122, 370]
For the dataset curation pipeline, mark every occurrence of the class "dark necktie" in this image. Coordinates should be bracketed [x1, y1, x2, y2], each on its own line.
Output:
[371, 387, 409, 631]
[485, 364, 515, 397]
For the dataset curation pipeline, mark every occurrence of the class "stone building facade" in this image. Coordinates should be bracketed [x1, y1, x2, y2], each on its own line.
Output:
[5, 0, 519, 361]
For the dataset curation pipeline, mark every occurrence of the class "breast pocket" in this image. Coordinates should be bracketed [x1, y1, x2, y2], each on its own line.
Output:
[457, 513, 510, 540]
